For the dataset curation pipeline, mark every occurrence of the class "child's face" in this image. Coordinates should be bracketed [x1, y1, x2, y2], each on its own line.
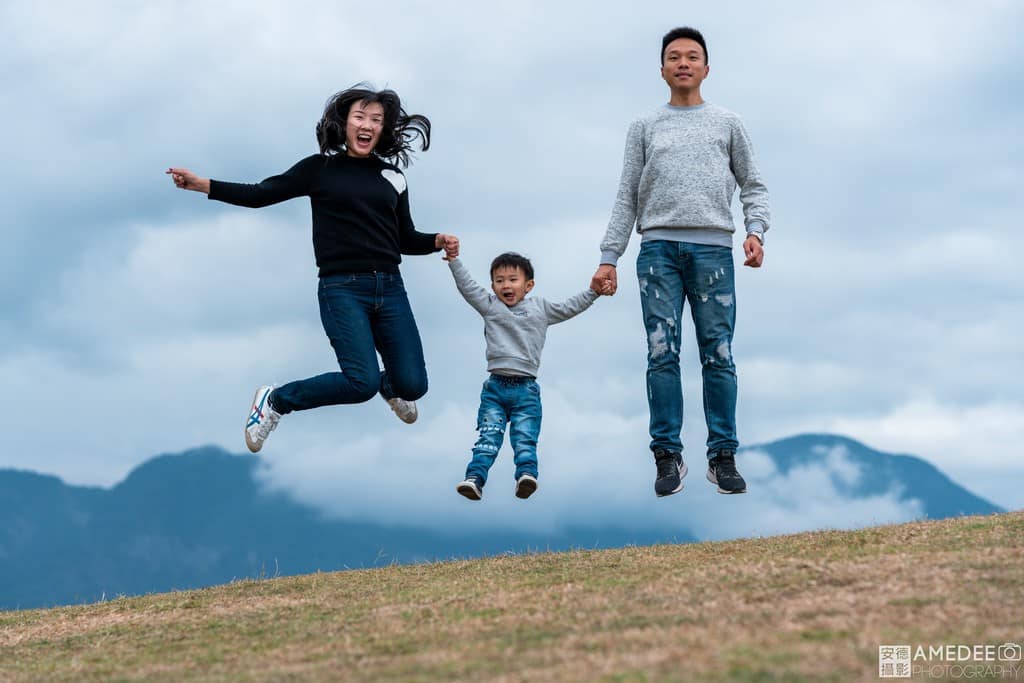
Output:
[491, 266, 534, 307]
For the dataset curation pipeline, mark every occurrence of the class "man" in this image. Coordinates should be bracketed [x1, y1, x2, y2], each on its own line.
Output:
[592, 26, 770, 498]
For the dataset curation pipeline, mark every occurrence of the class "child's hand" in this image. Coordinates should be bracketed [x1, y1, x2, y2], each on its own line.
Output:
[436, 233, 460, 261]
[591, 278, 615, 296]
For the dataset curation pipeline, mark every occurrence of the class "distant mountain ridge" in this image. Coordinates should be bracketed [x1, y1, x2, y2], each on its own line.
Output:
[0, 435, 1001, 610]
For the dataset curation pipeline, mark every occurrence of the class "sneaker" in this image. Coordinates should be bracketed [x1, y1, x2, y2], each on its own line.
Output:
[457, 476, 484, 501]
[707, 449, 747, 494]
[384, 396, 418, 424]
[245, 385, 281, 453]
[515, 474, 538, 499]
[654, 449, 687, 497]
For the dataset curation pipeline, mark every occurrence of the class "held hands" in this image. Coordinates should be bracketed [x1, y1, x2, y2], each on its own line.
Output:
[590, 264, 617, 296]
[166, 168, 210, 194]
[436, 233, 460, 260]
[743, 234, 764, 268]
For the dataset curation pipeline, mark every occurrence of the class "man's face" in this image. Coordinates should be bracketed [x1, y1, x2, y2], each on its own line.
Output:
[660, 38, 709, 92]
[491, 266, 534, 307]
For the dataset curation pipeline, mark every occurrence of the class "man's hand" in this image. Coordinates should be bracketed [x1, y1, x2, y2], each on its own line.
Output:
[436, 233, 460, 260]
[743, 234, 764, 268]
[590, 264, 618, 295]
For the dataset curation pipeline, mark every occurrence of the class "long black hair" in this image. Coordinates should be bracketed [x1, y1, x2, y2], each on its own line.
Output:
[315, 84, 431, 168]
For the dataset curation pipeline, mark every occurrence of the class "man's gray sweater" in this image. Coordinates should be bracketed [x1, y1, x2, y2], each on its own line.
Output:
[600, 103, 771, 265]
[448, 258, 598, 377]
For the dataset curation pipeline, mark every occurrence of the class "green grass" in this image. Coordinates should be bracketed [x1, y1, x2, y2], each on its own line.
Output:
[1, 512, 1022, 682]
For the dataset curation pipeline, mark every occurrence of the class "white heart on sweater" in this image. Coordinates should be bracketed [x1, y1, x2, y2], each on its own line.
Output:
[381, 169, 406, 194]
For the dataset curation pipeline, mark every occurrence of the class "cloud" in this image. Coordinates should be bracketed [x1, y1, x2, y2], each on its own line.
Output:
[1, 0, 1021, 533]
[256, 413, 926, 540]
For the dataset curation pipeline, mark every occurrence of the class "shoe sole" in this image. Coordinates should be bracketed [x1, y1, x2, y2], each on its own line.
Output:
[244, 387, 271, 453]
[706, 469, 747, 494]
[457, 483, 482, 501]
[515, 477, 538, 499]
[656, 461, 688, 498]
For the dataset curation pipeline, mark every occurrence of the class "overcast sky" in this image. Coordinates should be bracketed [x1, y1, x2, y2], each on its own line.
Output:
[2, 1, 1021, 535]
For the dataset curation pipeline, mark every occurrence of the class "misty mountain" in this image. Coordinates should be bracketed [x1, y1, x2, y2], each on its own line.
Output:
[0, 435, 1001, 610]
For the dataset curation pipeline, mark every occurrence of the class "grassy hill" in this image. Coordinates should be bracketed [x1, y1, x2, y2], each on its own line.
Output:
[1, 512, 1021, 682]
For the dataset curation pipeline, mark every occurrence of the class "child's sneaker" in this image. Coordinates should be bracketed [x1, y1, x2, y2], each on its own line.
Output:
[457, 476, 484, 501]
[707, 449, 747, 494]
[515, 473, 538, 499]
[383, 396, 418, 424]
[245, 385, 281, 453]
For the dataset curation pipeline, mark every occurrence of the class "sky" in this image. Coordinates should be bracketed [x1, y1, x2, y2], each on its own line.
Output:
[2, 1, 1021, 537]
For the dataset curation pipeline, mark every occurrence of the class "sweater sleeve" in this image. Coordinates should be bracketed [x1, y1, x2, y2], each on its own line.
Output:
[395, 179, 441, 255]
[599, 119, 645, 266]
[448, 258, 493, 316]
[542, 289, 599, 324]
[208, 156, 316, 208]
[729, 118, 771, 235]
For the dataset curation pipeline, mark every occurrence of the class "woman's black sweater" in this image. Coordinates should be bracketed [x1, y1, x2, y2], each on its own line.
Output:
[209, 154, 439, 276]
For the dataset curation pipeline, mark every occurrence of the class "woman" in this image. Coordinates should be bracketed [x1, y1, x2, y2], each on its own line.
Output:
[167, 84, 459, 453]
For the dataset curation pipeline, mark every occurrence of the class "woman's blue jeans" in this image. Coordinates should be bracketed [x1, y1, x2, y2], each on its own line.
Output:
[464, 375, 542, 485]
[270, 272, 428, 413]
[636, 240, 738, 457]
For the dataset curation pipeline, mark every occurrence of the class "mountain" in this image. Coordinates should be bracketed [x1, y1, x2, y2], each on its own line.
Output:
[748, 434, 1001, 519]
[0, 447, 693, 610]
[0, 435, 1001, 610]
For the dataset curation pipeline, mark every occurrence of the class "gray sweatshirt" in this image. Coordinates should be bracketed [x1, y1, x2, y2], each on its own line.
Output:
[448, 258, 598, 377]
[600, 103, 771, 265]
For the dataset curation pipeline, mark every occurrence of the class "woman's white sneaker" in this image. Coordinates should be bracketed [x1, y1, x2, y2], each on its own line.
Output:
[245, 385, 282, 453]
[384, 396, 418, 424]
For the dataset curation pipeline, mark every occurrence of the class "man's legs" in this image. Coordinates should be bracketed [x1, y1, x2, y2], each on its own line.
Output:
[637, 241, 689, 497]
[681, 244, 738, 455]
[636, 241, 686, 454]
[682, 244, 746, 494]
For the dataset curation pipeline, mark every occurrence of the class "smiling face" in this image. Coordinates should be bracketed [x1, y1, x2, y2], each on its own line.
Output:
[491, 265, 534, 307]
[661, 38, 709, 93]
[344, 100, 385, 158]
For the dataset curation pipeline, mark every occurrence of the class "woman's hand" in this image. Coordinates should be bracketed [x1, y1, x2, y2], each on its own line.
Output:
[166, 168, 211, 195]
[436, 233, 460, 261]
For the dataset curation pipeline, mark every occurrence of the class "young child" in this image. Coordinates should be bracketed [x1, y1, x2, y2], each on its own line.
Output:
[448, 251, 602, 500]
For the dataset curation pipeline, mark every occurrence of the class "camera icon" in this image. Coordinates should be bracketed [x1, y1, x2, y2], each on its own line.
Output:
[999, 643, 1022, 662]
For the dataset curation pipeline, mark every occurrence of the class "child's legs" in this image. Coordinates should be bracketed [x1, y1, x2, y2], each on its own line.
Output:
[465, 377, 510, 484]
[509, 380, 542, 479]
[372, 273, 429, 401]
[270, 275, 381, 414]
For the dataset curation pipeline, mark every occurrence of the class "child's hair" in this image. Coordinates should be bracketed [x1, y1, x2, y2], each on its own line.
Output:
[490, 252, 534, 280]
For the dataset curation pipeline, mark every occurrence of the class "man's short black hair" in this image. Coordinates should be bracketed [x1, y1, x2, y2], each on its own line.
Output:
[490, 252, 534, 281]
[661, 26, 708, 65]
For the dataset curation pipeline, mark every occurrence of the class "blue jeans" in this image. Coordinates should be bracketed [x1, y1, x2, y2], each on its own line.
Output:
[270, 272, 427, 413]
[465, 375, 542, 485]
[636, 240, 738, 457]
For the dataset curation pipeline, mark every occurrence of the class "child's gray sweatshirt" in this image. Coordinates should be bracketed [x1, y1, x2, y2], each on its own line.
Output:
[600, 103, 771, 265]
[448, 258, 598, 377]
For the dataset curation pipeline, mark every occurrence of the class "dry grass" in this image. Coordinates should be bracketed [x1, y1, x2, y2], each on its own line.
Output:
[1, 512, 1022, 682]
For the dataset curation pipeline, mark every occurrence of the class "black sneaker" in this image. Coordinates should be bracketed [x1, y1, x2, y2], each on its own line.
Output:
[707, 450, 747, 494]
[654, 449, 687, 497]
[457, 476, 484, 501]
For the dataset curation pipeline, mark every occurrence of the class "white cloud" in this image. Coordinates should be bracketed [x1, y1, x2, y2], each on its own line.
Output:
[1, 0, 1022, 537]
